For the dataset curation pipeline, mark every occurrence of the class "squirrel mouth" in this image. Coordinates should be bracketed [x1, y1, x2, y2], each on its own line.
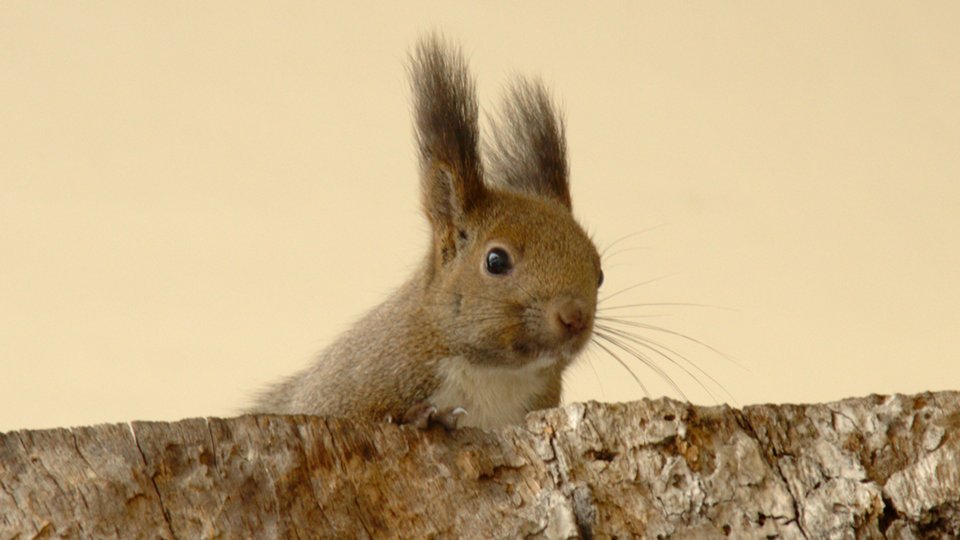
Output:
[510, 340, 539, 357]
[510, 332, 591, 360]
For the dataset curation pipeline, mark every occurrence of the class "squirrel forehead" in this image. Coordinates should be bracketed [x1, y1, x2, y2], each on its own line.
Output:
[476, 194, 599, 264]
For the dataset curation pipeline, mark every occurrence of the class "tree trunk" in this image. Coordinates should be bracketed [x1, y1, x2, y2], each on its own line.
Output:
[2, 392, 958, 538]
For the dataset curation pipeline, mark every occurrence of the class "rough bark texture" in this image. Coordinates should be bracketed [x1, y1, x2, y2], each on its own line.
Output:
[2, 392, 959, 539]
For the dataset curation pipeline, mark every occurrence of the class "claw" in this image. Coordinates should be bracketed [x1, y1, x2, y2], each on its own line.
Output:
[434, 407, 468, 431]
[401, 402, 438, 430]
[398, 402, 467, 431]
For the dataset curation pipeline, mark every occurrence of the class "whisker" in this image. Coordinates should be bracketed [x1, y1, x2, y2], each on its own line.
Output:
[596, 318, 743, 370]
[596, 327, 710, 402]
[512, 280, 539, 305]
[467, 316, 516, 325]
[430, 289, 548, 317]
[599, 232, 643, 258]
[598, 273, 681, 304]
[589, 335, 649, 397]
[596, 328, 692, 400]
[433, 290, 515, 306]
[599, 225, 666, 258]
[602, 246, 657, 263]
[581, 349, 606, 397]
[595, 323, 733, 404]
[593, 330, 687, 400]
[597, 313, 670, 319]
[598, 302, 735, 312]
[597, 262, 633, 274]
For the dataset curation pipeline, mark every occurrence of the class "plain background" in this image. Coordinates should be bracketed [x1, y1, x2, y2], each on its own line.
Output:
[2, 2, 958, 432]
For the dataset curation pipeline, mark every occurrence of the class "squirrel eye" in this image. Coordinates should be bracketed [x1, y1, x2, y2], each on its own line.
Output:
[485, 247, 512, 275]
[598, 269, 604, 288]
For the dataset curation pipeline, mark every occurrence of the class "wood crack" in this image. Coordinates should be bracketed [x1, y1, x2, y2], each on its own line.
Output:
[129, 423, 177, 540]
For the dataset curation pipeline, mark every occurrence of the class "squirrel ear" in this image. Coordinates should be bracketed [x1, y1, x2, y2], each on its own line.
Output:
[411, 36, 487, 254]
[488, 78, 571, 210]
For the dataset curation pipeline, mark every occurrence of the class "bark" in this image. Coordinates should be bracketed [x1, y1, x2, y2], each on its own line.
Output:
[2, 392, 959, 539]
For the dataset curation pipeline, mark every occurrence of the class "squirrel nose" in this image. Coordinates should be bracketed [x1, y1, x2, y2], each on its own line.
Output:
[550, 299, 591, 339]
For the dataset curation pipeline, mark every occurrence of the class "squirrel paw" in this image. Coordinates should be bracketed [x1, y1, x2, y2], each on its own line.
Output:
[399, 402, 467, 431]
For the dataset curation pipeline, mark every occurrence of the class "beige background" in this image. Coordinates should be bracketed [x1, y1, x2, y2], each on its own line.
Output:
[2, 3, 958, 431]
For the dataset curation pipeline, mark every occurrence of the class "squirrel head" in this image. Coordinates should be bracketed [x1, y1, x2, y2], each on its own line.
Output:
[411, 36, 601, 369]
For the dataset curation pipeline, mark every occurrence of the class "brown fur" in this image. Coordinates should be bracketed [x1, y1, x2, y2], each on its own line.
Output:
[248, 35, 601, 429]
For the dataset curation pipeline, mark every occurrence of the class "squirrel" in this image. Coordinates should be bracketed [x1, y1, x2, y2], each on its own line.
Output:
[248, 35, 603, 430]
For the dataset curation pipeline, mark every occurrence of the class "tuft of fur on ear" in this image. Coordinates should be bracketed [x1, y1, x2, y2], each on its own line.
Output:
[487, 78, 571, 209]
[410, 35, 486, 244]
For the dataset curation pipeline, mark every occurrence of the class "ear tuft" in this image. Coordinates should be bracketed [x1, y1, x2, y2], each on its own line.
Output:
[410, 35, 486, 232]
[487, 78, 571, 209]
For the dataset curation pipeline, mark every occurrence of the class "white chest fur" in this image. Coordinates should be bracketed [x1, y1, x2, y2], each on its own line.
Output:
[429, 355, 557, 429]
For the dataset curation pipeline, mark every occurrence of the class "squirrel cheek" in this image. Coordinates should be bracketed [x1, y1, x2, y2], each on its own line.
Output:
[498, 319, 523, 347]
